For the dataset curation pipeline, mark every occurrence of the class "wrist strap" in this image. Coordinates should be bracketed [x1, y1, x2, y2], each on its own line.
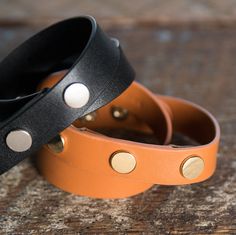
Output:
[0, 17, 134, 174]
[37, 72, 220, 198]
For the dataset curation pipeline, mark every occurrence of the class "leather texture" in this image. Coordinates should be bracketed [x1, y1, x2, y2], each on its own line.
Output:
[0, 16, 134, 174]
[37, 72, 220, 199]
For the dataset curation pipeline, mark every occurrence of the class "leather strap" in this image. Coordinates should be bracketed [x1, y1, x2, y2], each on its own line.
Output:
[37, 72, 220, 198]
[0, 16, 134, 174]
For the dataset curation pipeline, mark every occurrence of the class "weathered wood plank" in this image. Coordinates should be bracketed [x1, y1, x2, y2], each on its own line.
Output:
[1, 0, 236, 27]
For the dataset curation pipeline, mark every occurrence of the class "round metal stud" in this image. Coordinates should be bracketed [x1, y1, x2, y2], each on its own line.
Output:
[81, 112, 96, 122]
[110, 151, 136, 174]
[111, 37, 120, 47]
[47, 135, 65, 154]
[181, 156, 204, 179]
[111, 106, 129, 120]
[6, 130, 32, 152]
[64, 83, 90, 108]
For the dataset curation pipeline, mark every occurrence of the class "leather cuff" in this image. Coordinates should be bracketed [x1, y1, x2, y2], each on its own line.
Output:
[0, 16, 134, 174]
[36, 72, 220, 198]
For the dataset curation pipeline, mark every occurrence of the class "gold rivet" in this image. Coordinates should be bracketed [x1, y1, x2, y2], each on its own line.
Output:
[111, 106, 128, 120]
[47, 135, 65, 153]
[110, 151, 136, 174]
[82, 112, 96, 122]
[181, 156, 204, 179]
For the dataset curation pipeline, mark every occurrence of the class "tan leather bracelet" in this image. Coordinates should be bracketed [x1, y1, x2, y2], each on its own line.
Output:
[36, 72, 220, 198]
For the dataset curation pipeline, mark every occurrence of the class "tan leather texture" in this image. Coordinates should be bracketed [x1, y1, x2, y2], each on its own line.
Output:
[36, 72, 220, 199]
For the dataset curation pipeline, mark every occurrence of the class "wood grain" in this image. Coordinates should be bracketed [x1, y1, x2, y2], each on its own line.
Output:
[1, 0, 236, 27]
[0, 14, 235, 235]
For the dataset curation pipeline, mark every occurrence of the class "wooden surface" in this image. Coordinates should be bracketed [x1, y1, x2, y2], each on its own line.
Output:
[0, 1, 236, 234]
[2, 0, 236, 27]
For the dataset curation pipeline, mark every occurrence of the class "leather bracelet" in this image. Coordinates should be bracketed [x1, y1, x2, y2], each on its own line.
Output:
[0, 16, 134, 174]
[36, 72, 220, 198]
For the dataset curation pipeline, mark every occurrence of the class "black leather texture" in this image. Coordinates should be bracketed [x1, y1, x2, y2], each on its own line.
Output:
[0, 16, 135, 174]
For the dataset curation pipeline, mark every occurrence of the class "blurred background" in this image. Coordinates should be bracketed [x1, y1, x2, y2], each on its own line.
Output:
[0, 1, 235, 234]
[1, 0, 236, 26]
[1, 0, 236, 98]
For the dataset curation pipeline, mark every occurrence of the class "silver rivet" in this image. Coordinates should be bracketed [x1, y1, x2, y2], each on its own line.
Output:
[111, 37, 120, 47]
[47, 135, 64, 154]
[111, 106, 129, 120]
[6, 130, 32, 152]
[110, 151, 136, 174]
[64, 83, 90, 108]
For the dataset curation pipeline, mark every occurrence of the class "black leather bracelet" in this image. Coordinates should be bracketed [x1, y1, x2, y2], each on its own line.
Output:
[0, 16, 135, 174]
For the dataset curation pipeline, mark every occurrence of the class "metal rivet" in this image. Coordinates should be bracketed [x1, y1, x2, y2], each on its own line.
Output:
[64, 83, 90, 108]
[81, 112, 96, 122]
[181, 156, 204, 179]
[111, 106, 129, 120]
[6, 130, 32, 152]
[110, 151, 136, 174]
[111, 37, 120, 47]
[47, 135, 65, 154]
